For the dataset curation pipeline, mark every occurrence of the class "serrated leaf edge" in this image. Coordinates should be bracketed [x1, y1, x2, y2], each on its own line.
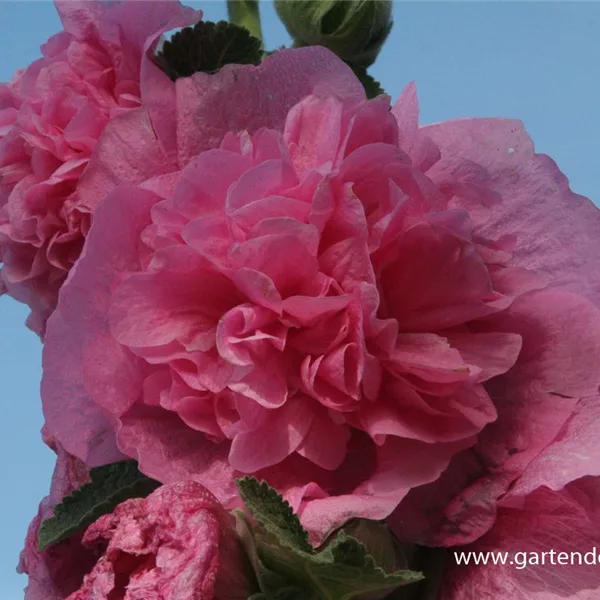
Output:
[38, 461, 159, 550]
[236, 477, 314, 554]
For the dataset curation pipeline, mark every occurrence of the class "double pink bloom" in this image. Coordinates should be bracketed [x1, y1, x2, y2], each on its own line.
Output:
[6, 1, 600, 598]
[0, 0, 202, 333]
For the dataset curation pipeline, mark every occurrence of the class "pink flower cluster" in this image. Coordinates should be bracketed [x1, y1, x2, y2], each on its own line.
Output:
[8, 1, 600, 598]
[0, 0, 199, 334]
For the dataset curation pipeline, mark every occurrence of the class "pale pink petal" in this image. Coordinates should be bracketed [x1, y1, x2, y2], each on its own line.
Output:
[442, 480, 600, 600]
[445, 332, 522, 382]
[42, 187, 158, 466]
[174, 46, 365, 163]
[391, 82, 440, 171]
[424, 117, 600, 306]
[300, 436, 475, 544]
[229, 398, 315, 472]
[77, 108, 175, 212]
[116, 405, 237, 506]
[507, 396, 600, 500]
[296, 407, 350, 470]
[390, 289, 600, 547]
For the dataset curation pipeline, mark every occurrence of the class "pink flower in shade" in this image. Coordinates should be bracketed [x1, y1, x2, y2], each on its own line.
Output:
[440, 478, 600, 599]
[17, 431, 97, 600]
[65, 481, 253, 600]
[0, 0, 200, 335]
[42, 77, 600, 561]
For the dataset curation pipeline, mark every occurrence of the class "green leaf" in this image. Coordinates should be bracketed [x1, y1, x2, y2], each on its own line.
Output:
[236, 477, 313, 554]
[351, 65, 385, 99]
[236, 478, 423, 600]
[38, 460, 160, 550]
[249, 590, 309, 600]
[340, 519, 406, 574]
[308, 532, 424, 600]
[155, 20, 263, 81]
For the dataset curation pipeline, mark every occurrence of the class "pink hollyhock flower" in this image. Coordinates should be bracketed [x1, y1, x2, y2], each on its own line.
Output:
[17, 431, 97, 600]
[42, 81, 600, 549]
[65, 481, 253, 600]
[388, 103, 600, 549]
[0, 0, 200, 335]
[0, 0, 365, 337]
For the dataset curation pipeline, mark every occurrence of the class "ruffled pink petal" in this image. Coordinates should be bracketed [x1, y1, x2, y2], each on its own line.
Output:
[66, 481, 252, 600]
[388, 333, 471, 383]
[110, 247, 237, 350]
[445, 332, 522, 382]
[506, 395, 600, 500]
[284, 95, 346, 171]
[391, 83, 440, 171]
[173, 46, 365, 164]
[390, 289, 600, 546]
[300, 435, 475, 544]
[42, 186, 158, 466]
[229, 397, 315, 472]
[116, 405, 237, 506]
[441, 479, 600, 600]
[378, 220, 498, 331]
[77, 108, 175, 211]
[491, 290, 600, 398]
[424, 117, 600, 307]
[295, 407, 350, 470]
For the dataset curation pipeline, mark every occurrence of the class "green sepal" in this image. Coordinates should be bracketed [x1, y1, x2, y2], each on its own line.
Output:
[155, 20, 263, 81]
[351, 65, 385, 99]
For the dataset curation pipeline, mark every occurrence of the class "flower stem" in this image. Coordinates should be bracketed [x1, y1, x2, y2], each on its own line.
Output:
[227, 0, 264, 43]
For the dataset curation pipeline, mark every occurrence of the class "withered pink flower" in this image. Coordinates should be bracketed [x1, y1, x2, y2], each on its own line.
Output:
[42, 79, 600, 552]
[66, 481, 253, 600]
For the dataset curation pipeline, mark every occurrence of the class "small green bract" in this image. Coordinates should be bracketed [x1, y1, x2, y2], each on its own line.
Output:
[155, 20, 263, 80]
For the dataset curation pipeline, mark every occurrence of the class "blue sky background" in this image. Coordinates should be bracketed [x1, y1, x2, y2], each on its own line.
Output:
[0, 1, 598, 598]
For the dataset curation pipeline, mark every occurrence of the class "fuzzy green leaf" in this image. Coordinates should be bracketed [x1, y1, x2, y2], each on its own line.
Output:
[236, 478, 423, 600]
[38, 460, 160, 550]
[236, 477, 313, 554]
[308, 532, 424, 600]
[155, 20, 262, 81]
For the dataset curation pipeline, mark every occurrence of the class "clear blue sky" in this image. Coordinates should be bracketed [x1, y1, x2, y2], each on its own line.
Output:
[0, 2, 598, 598]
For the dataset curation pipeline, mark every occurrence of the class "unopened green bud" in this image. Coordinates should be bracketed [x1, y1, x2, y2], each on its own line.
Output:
[275, 0, 393, 68]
